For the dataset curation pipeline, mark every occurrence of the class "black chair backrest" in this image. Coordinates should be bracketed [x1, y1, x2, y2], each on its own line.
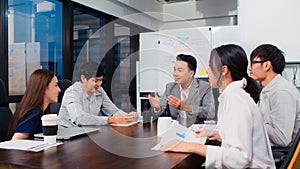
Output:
[279, 128, 300, 169]
[51, 79, 72, 114]
[196, 77, 219, 121]
[0, 79, 8, 107]
[57, 79, 72, 102]
[0, 78, 13, 142]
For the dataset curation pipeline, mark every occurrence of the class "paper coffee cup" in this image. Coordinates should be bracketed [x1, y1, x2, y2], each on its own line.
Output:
[41, 114, 58, 143]
[157, 117, 173, 136]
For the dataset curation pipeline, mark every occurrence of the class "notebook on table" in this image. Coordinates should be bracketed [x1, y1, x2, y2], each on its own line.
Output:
[34, 126, 99, 140]
[109, 120, 142, 127]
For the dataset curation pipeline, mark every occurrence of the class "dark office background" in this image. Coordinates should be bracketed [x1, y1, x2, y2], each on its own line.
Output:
[0, 0, 150, 112]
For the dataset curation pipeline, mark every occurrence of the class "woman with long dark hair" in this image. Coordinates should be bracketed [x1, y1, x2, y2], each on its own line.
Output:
[160, 44, 275, 168]
[7, 69, 60, 140]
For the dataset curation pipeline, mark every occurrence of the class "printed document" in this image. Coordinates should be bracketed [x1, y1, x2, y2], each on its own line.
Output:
[0, 140, 62, 152]
[152, 121, 218, 150]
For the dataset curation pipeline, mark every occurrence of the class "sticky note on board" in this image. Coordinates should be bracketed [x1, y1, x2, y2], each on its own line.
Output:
[200, 69, 207, 75]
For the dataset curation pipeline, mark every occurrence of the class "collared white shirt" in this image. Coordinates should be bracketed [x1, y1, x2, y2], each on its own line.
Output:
[206, 79, 275, 168]
[178, 84, 191, 119]
[58, 82, 125, 127]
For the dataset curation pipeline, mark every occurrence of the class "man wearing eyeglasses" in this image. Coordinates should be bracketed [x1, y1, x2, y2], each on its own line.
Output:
[248, 44, 300, 147]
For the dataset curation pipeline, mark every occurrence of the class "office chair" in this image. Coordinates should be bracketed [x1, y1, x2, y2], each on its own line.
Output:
[50, 79, 72, 114]
[196, 77, 219, 121]
[278, 128, 300, 169]
[212, 88, 219, 121]
[0, 78, 13, 142]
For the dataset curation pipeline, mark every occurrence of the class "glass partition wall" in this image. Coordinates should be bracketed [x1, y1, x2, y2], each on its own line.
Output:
[2, 0, 149, 112]
[73, 7, 140, 112]
[8, 0, 63, 95]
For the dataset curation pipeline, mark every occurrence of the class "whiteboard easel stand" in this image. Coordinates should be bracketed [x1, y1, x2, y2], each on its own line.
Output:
[136, 61, 141, 117]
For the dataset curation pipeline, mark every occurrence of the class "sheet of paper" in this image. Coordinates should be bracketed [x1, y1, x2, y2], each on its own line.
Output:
[184, 124, 218, 144]
[152, 121, 188, 150]
[184, 125, 206, 144]
[109, 120, 142, 127]
[152, 122, 218, 150]
[0, 140, 62, 152]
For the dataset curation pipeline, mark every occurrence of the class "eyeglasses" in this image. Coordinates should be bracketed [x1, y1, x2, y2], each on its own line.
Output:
[250, 60, 267, 66]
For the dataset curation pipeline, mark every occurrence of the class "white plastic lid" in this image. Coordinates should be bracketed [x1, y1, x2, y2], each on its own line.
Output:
[41, 114, 58, 121]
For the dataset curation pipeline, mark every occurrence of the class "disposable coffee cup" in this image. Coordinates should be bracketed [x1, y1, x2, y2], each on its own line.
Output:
[157, 117, 173, 136]
[41, 114, 58, 143]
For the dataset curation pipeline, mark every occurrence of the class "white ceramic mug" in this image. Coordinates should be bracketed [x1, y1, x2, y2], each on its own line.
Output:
[157, 117, 173, 136]
[41, 114, 58, 143]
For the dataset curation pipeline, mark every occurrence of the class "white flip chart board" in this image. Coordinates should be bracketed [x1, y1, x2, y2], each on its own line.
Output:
[139, 27, 212, 93]
[139, 25, 300, 94]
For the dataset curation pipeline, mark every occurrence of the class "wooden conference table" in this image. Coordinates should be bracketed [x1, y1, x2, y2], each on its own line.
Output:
[0, 121, 205, 169]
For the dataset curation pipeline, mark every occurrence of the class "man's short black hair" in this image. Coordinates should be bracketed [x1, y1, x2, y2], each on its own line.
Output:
[78, 62, 103, 80]
[250, 44, 285, 74]
[176, 54, 197, 76]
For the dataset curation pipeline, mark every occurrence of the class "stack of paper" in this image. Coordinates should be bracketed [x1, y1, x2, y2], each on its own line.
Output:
[0, 140, 62, 152]
[109, 120, 142, 127]
[152, 121, 218, 150]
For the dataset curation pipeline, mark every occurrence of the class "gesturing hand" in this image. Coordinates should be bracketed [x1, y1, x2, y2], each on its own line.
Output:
[123, 112, 138, 122]
[167, 93, 192, 112]
[148, 92, 160, 110]
[167, 95, 181, 109]
[194, 129, 222, 142]
[160, 139, 194, 153]
[160, 139, 207, 156]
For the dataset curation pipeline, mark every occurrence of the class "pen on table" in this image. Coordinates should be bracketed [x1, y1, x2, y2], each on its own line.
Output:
[176, 132, 185, 139]
[177, 125, 198, 140]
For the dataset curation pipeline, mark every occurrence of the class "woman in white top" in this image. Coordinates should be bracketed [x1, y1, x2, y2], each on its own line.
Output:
[160, 44, 275, 168]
